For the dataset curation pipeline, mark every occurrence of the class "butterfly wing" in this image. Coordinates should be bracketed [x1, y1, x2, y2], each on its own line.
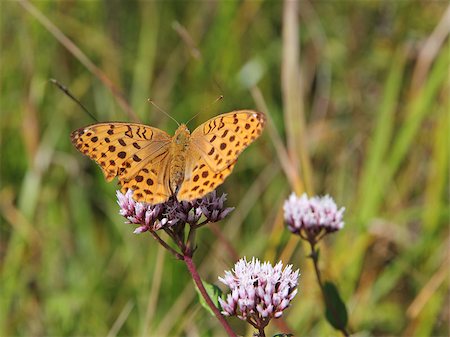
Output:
[71, 122, 173, 204]
[119, 151, 172, 204]
[177, 110, 265, 201]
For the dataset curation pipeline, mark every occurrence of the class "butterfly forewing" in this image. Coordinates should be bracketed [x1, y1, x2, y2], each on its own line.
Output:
[176, 110, 265, 201]
[71, 122, 171, 182]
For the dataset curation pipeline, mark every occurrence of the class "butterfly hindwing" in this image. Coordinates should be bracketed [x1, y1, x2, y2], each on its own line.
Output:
[119, 152, 172, 204]
[177, 150, 236, 202]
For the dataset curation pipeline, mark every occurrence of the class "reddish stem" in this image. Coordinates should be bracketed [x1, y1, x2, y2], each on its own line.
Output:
[148, 230, 182, 260]
[183, 254, 237, 337]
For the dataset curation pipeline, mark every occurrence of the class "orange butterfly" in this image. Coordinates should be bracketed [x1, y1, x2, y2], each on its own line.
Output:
[71, 110, 266, 204]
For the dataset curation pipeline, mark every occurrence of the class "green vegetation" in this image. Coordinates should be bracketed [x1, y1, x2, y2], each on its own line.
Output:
[1, 1, 448, 336]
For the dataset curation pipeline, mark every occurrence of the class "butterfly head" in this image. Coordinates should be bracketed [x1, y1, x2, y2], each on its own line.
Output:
[174, 124, 191, 146]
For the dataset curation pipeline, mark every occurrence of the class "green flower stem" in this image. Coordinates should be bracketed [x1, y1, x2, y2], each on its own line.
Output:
[308, 241, 350, 337]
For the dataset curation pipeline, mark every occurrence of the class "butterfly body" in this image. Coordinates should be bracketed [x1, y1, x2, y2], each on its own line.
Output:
[168, 124, 191, 194]
[71, 110, 266, 204]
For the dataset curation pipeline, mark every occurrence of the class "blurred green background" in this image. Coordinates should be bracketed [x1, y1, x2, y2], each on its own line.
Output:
[1, 1, 448, 336]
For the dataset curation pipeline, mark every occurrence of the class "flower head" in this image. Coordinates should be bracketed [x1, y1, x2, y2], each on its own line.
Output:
[283, 193, 345, 242]
[116, 190, 234, 233]
[196, 191, 235, 223]
[218, 257, 299, 328]
[116, 190, 164, 233]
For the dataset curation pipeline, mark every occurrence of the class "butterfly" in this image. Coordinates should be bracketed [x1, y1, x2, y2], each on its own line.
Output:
[71, 110, 266, 204]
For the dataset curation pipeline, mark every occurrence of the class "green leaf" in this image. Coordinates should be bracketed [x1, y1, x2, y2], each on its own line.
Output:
[323, 281, 348, 330]
[193, 280, 223, 317]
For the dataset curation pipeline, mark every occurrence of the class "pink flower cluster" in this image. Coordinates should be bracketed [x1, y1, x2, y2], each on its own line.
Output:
[116, 189, 234, 234]
[283, 193, 345, 236]
[117, 190, 164, 233]
[218, 257, 299, 327]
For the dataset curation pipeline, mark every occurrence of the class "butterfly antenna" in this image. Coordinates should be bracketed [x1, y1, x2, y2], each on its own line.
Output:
[185, 95, 223, 126]
[49, 79, 98, 122]
[147, 99, 180, 127]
